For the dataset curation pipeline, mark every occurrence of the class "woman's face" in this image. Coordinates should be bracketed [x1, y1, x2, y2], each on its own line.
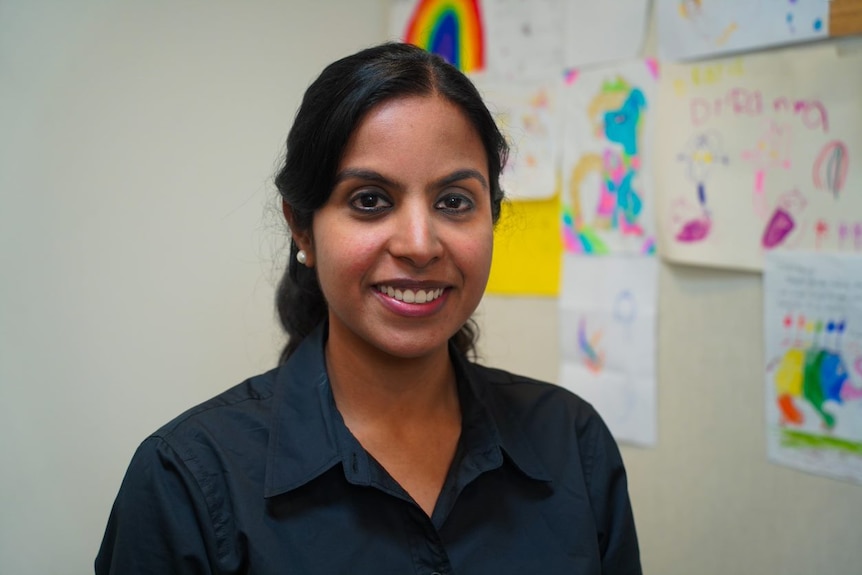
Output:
[299, 94, 493, 362]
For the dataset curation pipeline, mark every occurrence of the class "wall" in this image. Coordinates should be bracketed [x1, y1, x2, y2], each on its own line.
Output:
[1, 1, 860, 574]
[0, 2, 387, 573]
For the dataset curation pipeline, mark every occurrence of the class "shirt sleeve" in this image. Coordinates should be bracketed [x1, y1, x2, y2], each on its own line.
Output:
[95, 436, 222, 575]
[579, 412, 643, 575]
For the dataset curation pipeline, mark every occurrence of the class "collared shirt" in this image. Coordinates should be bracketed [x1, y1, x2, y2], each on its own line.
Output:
[96, 323, 641, 574]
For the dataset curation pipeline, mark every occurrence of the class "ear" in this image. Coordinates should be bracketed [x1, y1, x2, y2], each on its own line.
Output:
[282, 200, 315, 266]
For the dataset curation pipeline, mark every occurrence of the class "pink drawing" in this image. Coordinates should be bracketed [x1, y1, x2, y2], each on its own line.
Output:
[741, 120, 793, 221]
[762, 189, 807, 249]
[645, 58, 659, 80]
[677, 215, 712, 242]
[815, 219, 829, 249]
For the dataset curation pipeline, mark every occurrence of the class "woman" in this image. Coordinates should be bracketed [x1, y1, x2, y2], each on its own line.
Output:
[96, 42, 641, 574]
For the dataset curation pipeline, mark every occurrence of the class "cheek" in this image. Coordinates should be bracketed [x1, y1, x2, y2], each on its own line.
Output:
[312, 229, 380, 290]
[456, 229, 494, 279]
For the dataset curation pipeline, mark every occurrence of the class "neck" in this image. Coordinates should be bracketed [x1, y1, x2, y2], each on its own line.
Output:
[324, 332, 459, 431]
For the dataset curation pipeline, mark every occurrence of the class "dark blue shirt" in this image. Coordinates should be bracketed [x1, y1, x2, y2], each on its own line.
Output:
[96, 324, 641, 574]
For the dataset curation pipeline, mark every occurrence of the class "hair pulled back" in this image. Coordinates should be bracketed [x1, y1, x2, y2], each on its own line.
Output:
[274, 42, 508, 363]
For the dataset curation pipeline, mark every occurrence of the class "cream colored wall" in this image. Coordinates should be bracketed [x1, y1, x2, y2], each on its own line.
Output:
[0, 2, 388, 573]
[3, 2, 861, 574]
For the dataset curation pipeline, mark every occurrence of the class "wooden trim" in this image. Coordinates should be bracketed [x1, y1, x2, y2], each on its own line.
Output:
[830, 0, 862, 37]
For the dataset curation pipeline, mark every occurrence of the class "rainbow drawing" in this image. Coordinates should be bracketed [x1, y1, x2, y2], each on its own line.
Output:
[403, 0, 485, 73]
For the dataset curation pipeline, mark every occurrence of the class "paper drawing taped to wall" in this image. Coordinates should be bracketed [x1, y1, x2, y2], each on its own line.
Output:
[559, 255, 658, 446]
[764, 252, 862, 484]
[656, 46, 862, 270]
[562, 60, 658, 256]
[390, 0, 486, 73]
[657, 0, 829, 60]
[474, 78, 561, 200]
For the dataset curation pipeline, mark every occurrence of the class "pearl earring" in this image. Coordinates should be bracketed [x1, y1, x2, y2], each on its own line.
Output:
[296, 250, 307, 265]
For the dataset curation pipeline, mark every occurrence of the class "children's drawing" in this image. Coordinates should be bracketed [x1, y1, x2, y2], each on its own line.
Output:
[474, 78, 560, 200]
[772, 317, 862, 429]
[563, 60, 657, 256]
[741, 120, 793, 220]
[673, 130, 729, 243]
[392, 0, 651, 80]
[559, 255, 658, 446]
[657, 47, 862, 270]
[762, 189, 807, 249]
[765, 252, 862, 484]
[676, 0, 740, 48]
[658, 0, 830, 60]
[391, 0, 485, 73]
[577, 318, 605, 373]
[813, 140, 849, 198]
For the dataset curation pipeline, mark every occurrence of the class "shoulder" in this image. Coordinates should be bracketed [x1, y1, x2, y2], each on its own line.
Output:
[144, 367, 280, 465]
[464, 361, 620, 472]
[466, 361, 601, 428]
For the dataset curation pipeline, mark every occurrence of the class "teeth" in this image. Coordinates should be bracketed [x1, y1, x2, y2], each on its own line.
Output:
[377, 285, 443, 304]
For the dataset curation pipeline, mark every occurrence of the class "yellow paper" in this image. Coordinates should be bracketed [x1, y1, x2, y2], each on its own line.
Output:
[487, 193, 562, 296]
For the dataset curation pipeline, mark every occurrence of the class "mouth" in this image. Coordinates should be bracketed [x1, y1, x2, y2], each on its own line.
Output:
[375, 285, 446, 304]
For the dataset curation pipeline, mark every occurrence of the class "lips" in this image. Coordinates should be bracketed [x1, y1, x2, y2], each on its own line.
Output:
[375, 285, 445, 304]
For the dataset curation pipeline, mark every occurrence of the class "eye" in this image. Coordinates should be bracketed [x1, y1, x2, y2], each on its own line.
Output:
[436, 192, 474, 214]
[349, 190, 392, 213]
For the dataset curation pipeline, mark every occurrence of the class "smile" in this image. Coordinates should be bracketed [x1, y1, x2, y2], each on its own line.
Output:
[375, 285, 445, 304]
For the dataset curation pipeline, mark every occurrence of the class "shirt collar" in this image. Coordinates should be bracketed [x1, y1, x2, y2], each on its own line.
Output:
[450, 349, 552, 484]
[264, 322, 341, 498]
[264, 323, 551, 498]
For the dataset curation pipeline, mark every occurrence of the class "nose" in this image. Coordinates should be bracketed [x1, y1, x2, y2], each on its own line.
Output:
[388, 200, 443, 268]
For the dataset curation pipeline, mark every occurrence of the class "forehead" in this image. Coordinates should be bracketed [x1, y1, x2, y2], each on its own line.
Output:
[340, 95, 487, 168]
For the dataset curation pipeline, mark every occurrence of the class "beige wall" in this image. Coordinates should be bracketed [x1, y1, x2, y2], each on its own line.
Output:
[1, 1, 860, 574]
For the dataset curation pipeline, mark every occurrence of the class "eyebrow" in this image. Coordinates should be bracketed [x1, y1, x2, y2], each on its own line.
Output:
[334, 168, 489, 191]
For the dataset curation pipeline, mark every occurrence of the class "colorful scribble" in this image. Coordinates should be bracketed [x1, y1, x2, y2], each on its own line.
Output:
[786, 0, 824, 35]
[742, 120, 793, 220]
[404, 0, 484, 73]
[772, 316, 862, 430]
[577, 318, 605, 373]
[566, 76, 652, 254]
[678, 0, 738, 47]
[675, 130, 729, 242]
[762, 189, 807, 249]
[813, 140, 849, 198]
[813, 220, 862, 251]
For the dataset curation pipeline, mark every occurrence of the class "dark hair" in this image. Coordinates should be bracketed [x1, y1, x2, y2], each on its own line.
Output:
[274, 42, 509, 363]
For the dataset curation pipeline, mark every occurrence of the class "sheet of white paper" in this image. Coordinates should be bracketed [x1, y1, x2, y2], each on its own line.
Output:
[559, 254, 658, 446]
[764, 252, 862, 484]
[562, 59, 659, 255]
[656, 45, 862, 270]
[481, 0, 566, 80]
[564, 0, 651, 68]
[657, 0, 830, 61]
[472, 77, 561, 200]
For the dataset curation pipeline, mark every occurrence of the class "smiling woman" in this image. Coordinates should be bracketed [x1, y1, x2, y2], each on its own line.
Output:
[95, 42, 642, 574]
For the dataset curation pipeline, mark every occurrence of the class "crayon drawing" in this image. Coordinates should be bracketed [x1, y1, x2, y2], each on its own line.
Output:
[657, 0, 829, 60]
[657, 46, 862, 270]
[390, 0, 485, 73]
[474, 77, 560, 200]
[765, 252, 862, 483]
[562, 60, 658, 256]
[559, 255, 658, 446]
